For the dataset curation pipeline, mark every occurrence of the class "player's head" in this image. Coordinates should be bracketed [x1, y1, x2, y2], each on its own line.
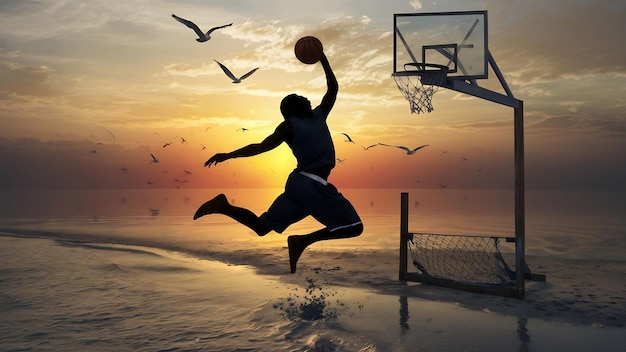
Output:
[280, 94, 312, 119]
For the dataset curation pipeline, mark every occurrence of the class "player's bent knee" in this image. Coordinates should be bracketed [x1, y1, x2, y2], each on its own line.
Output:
[254, 224, 272, 237]
[350, 223, 363, 236]
[333, 222, 363, 238]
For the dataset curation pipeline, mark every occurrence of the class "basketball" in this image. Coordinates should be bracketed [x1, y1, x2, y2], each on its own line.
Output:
[294, 36, 323, 64]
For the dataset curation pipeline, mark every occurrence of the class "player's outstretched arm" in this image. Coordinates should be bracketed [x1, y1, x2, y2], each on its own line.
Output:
[204, 122, 289, 167]
[318, 53, 338, 117]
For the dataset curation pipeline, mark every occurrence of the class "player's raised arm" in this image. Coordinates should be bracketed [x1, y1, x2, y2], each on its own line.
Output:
[318, 53, 338, 116]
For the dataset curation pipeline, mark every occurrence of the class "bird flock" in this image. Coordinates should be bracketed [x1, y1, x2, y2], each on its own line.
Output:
[86, 13, 484, 190]
[97, 14, 266, 188]
[334, 132, 487, 189]
[339, 132, 428, 155]
[172, 14, 258, 83]
[88, 13, 258, 189]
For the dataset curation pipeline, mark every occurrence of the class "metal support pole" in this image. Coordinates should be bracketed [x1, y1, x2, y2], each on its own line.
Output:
[514, 100, 525, 298]
[399, 192, 409, 280]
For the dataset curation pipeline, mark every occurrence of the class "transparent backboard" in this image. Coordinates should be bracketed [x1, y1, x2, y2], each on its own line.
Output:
[393, 11, 488, 80]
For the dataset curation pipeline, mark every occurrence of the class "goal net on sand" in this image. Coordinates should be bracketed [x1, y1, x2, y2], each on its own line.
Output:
[407, 232, 515, 285]
[399, 193, 545, 298]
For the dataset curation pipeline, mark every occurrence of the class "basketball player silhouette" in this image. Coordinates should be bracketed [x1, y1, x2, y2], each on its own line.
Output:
[193, 49, 363, 274]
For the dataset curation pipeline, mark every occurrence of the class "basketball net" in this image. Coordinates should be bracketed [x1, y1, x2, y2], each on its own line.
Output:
[393, 64, 448, 114]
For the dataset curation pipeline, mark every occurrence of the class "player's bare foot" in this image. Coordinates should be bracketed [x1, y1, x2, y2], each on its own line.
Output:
[288, 235, 308, 274]
[193, 194, 229, 220]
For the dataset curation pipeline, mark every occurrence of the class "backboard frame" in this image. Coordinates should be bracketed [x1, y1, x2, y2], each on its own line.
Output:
[393, 10, 489, 81]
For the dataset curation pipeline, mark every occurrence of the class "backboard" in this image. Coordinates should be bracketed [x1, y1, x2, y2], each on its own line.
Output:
[393, 11, 488, 80]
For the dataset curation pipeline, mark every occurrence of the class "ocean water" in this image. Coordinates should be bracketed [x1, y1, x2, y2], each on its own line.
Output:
[1, 188, 624, 260]
[1, 188, 625, 351]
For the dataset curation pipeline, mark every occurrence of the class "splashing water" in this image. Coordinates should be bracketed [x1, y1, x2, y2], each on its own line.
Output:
[273, 277, 360, 322]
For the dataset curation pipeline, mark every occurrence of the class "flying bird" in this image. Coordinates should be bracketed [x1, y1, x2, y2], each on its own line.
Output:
[378, 143, 429, 155]
[340, 133, 355, 143]
[215, 60, 258, 83]
[150, 154, 159, 164]
[171, 14, 232, 42]
[236, 128, 249, 132]
[362, 144, 378, 151]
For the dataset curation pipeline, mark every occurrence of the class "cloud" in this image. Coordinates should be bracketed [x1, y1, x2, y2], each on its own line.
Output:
[517, 86, 553, 98]
[163, 62, 217, 77]
[314, 16, 391, 87]
[226, 19, 290, 44]
[529, 115, 579, 130]
[447, 120, 511, 131]
[587, 118, 626, 138]
[0, 0, 161, 41]
[527, 113, 626, 139]
[558, 101, 585, 113]
[491, 2, 625, 83]
[0, 60, 57, 96]
[177, 15, 393, 89]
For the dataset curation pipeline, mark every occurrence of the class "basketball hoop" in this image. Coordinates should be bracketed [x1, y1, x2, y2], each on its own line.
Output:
[392, 63, 448, 114]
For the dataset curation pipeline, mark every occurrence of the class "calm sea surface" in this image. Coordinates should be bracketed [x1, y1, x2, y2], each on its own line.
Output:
[1, 188, 624, 261]
[1, 188, 625, 351]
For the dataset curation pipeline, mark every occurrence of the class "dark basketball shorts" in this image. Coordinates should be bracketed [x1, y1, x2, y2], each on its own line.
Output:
[259, 171, 362, 233]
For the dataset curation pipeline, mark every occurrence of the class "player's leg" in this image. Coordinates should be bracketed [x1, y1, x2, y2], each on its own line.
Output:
[193, 194, 271, 236]
[288, 222, 363, 273]
[286, 179, 363, 273]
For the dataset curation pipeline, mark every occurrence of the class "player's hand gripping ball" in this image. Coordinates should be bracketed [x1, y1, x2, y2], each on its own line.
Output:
[294, 36, 323, 64]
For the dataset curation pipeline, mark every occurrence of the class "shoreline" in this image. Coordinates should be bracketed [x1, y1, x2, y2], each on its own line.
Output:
[182, 245, 626, 329]
[2, 230, 624, 329]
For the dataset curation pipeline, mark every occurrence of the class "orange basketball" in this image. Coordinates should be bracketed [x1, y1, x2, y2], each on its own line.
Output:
[294, 36, 323, 64]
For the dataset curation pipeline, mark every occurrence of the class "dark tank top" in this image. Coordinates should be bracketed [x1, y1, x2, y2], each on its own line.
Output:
[285, 106, 335, 179]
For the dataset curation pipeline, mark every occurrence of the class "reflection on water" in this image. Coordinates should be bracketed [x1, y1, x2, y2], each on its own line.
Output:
[517, 317, 531, 352]
[399, 295, 409, 333]
[0, 188, 624, 260]
[397, 291, 533, 351]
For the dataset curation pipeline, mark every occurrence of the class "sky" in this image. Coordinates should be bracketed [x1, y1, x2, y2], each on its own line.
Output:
[0, 0, 624, 190]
